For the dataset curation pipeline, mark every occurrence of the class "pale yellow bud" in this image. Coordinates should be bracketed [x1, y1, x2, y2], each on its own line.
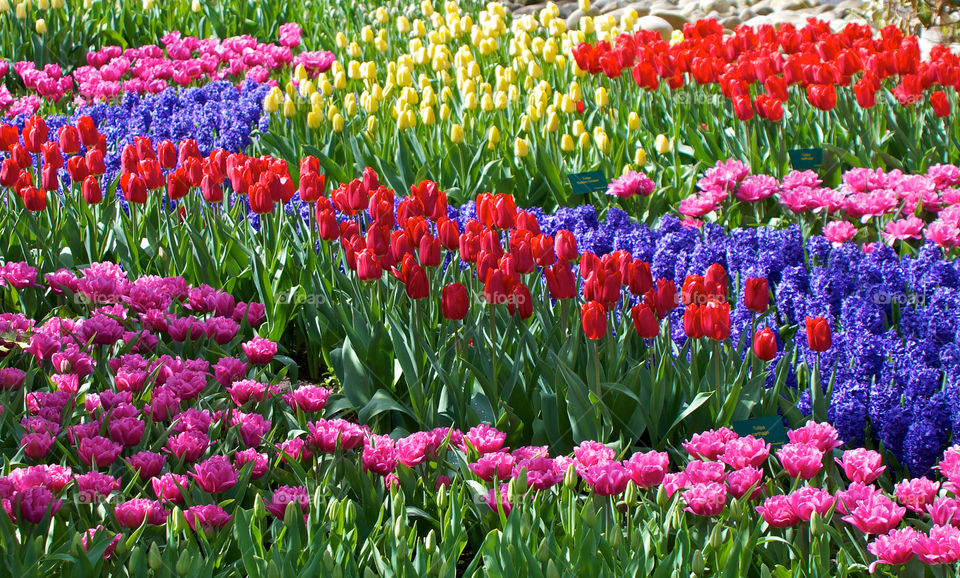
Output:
[578, 0, 590, 11]
[38, 0, 48, 9]
[628, 112, 640, 131]
[494, 91, 507, 110]
[51, 0, 63, 8]
[569, 82, 582, 102]
[361, 26, 374, 44]
[421, 106, 436, 126]
[335, 32, 348, 49]
[421, 0, 434, 17]
[397, 16, 411, 34]
[332, 113, 345, 133]
[450, 123, 464, 143]
[404, 109, 417, 129]
[320, 79, 333, 96]
[375, 7, 388, 24]
[578, 132, 591, 150]
[282, 96, 296, 118]
[580, 16, 595, 35]
[655, 134, 671, 154]
[191, 0, 200, 12]
[464, 92, 478, 110]
[480, 93, 494, 112]
[16, 3, 27, 19]
[307, 111, 322, 129]
[263, 92, 280, 114]
[595, 87, 609, 107]
[634, 148, 647, 166]
[439, 103, 451, 121]
[487, 125, 501, 149]
[572, 119, 586, 137]
[334, 73, 347, 90]
[595, 130, 609, 154]
[560, 133, 574, 152]
[546, 111, 560, 132]
[514, 137, 530, 158]
[327, 104, 340, 122]
[366, 116, 379, 134]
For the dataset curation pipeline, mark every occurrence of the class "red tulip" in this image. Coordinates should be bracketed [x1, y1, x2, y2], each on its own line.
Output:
[508, 283, 532, 319]
[418, 233, 442, 267]
[135, 136, 156, 161]
[702, 300, 730, 341]
[753, 328, 777, 361]
[631, 302, 659, 338]
[581, 301, 607, 340]
[0, 158, 19, 188]
[67, 156, 89, 183]
[248, 182, 274, 214]
[755, 94, 784, 122]
[299, 171, 325, 203]
[399, 257, 429, 300]
[316, 209, 339, 241]
[167, 169, 189, 200]
[931, 90, 951, 118]
[805, 316, 832, 352]
[555, 229, 578, 260]
[82, 176, 102, 204]
[441, 283, 469, 320]
[58, 125, 81, 155]
[22, 187, 46, 211]
[531, 234, 556, 267]
[683, 304, 703, 339]
[157, 140, 177, 169]
[483, 269, 507, 305]
[681, 275, 705, 306]
[121, 174, 147, 204]
[75, 116, 99, 147]
[0, 124, 19, 152]
[85, 148, 106, 175]
[437, 217, 460, 250]
[23, 116, 48, 154]
[41, 141, 63, 170]
[743, 278, 769, 313]
[545, 260, 577, 300]
[41, 164, 60, 191]
[652, 279, 679, 319]
[732, 95, 754, 121]
[10, 144, 31, 170]
[201, 175, 223, 203]
[357, 249, 382, 281]
[705, 264, 727, 296]
[627, 260, 653, 296]
[806, 84, 836, 111]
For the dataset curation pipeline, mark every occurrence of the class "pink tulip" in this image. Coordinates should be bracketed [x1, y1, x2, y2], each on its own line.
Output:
[867, 527, 921, 573]
[914, 525, 960, 565]
[485, 484, 512, 516]
[11, 486, 62, 524]
[78, 436, 123, 468]
[938, 446, 960, 484]
[789, 486, 835, 521]
[725, 467, 763, 500]
[927, 497, 960, 528]
[235, 449, 270, 480]
[190, 456, 238, 494]
[466, 424, 507, 455]
[682, 482, 727, 516]
[756, 495, 801, 528]
[573, 440, 616, 474]
[126, 451, 166, 479]
[241, 337, 276, 365]
[776, 443, 824, 479]
[684, 460, 727, 484]
[720, 435, 770, 469]
[895, 477, 940, 514]
[151, 473, 189, 504]
[184, 504, 232, 533]
[114, 498, 167, 528]
[75, 471, 120, 503]
[682, 428, 738, 461]
[361, 435, 398, 476]
[841, 494, 905, 535]
[264, 486, 309, 519]
[786, 420, 843, 453]
[583, 462, 629, 496]
[20, 432, 55, 460]
[623, 451, 669, 489]
[470, 452, 516, 482]
[836, 448, 886, 484]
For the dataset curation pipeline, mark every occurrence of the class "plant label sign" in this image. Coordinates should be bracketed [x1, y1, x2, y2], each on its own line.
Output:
[732, 416, 789, 449]
[568, 170, 607, 196]
[788, 148, 824, 171]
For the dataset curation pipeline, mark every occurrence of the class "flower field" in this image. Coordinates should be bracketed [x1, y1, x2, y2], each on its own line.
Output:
[2, 0, 960, 575]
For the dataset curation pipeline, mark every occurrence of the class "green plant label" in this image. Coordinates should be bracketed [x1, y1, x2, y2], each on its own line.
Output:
[567, 170, 607, 196]
[732, 416, 789, 449]
[788, 148, 823, 171]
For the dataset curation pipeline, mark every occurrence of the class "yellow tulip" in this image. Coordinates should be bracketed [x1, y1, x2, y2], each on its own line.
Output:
[572, 119, 586, 137]
[514, 137, 530, 158]
[569, 82, 582, 102]
[361, 26, 374, 44]
[627, 112, 640, 131]
[191, 0, 200, 12]
[464, 92, 478, 110]
[480, 93, 494, 112]
[335, 32, 348, 49]
[332, 113, 345, 133]
[579, 0, 590, 11]
[38, 0, 48, 9]
[366, 116, 379, 134]
[450, 123, 464, 143]
[421, 106, 436, 126]
[595, 130, 609, 154]
[375, 7, 388, 24]
[578, 132, 591, 150]
[560, 133, 574, 152]
[404, 109, 417, 129]
[320, 79, 333, 96]
[282, 96, 296, 118]
[334, 73, 347, 90]
[670, 30, 684, 45]
[16, 2, 26, 18]
[421, 0, 434, 17]
[487, 126, 501, 149]
[580, 16, 594, 35]
[545, 111, 560, 132]
[634, 148, 647, 166]
[347, 42, 361, 59]
[397, 16, 412, 34]
[307, 111, 322, 130]
[263, 92, 280, 114]
[494, 91, 507, 110]
[413, 19, 426, 37]
[655, 134, 671, 154]
[347, 61, 361, 80]
[345, 100, 358, 118]
[439, 103, 451, 121]
[310, 92, 323, 110]
[595, 87, 609, 107]
[327, 104, 340, 122]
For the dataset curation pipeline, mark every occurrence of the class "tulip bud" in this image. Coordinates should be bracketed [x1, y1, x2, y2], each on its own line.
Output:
[307, 111, 322, 129]
[171, 506, 187, 534]
[425, 529, 437, 553]
[148, 543, 163, 571]
[560, 133, 574, 152]
[577, 132, 590, 150]
[595, 87, 609, 107]
[810, 512, 825, 537]
[0, 0, 10, 12]
[633, 148, 647, 167]
[563, 463, 578, 490]
[263, 92, 280, 114]
[729, 498, 742, 522]
[190, 0, 200, 12]
[332, 113, 345, 133]
[692, 550, 705, 575]
[513, 137, 530, 158]
[176, 550, 191, 576]
[709, 523, 722, 552]
[35, 18, 47, 34]
[536, 538, 550, 563]
[128, 544, 145, 574]
[546, 560, 560, 578]
[38, 0, 48, 9]
[627, 112, 640, 130]
[16, 2, 26, 18]
[654, 134, 671, 154]
[624, 482, 638, 508]
[656, 486, 668, 509]
[365, 116, 378, 135]
[487, 126, 500, 150]
[253, 495, 267, 519]
[581, 500, 597, 528]
[283, 97, 296, 118]
[394, 516, 407, 541]
[436, 490, 448, 511]
[322, 551, 335, 573]
[450, 123, 464, 144]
